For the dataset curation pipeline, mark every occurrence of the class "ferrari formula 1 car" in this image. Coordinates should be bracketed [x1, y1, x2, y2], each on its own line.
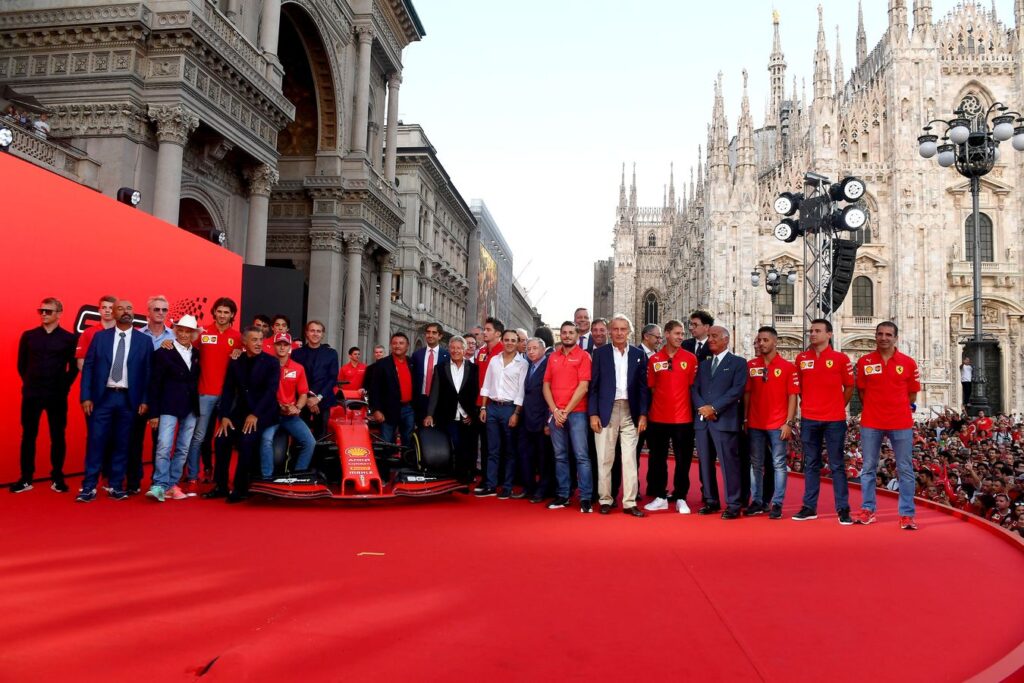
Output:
[249, 389, 469, 501]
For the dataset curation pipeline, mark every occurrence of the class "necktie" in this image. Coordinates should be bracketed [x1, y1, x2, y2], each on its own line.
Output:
[424, 348, 435, 395]
[528, 363, 537, 380]
[111, 331, 126, 382]
[579, 336, 585, 349]
[711, 355, 720, 377]
[695, 341, 703, 356]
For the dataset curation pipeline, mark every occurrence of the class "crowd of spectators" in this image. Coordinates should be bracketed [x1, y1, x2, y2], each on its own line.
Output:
[3, 104, 50, 139]
[785, 410, 1024, 538]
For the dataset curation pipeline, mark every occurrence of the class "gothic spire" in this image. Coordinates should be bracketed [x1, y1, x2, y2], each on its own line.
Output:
[813, 5, 832, 101]
[697, 145, 704, 191]
[689, 166, 694, 203]
[834, 25, 844, 97]
[889, 0, 908, 41]
[736, 69, 755, 172]
[856, 0, 867, 65]
[709, 73, 730, 176]
[768, 9, 787, 128]
[913, 0, 932, 34]
[1017, 0, 1024, 43]
[629, 162, 637, 209]
[618, 162, 626, 212]
[668, 162, 676, 208]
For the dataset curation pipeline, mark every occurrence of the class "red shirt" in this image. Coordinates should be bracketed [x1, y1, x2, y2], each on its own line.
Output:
[475, 342, 502, 406]
[75, 323, 110, 360]
[276, 358, 309, 407]
[856, 349, 920, 430]
[745, 354, 800, 430]
[543, 345, 592, 413]
[263, 339, 301, 355]
[338, 362, 367, 391]
[974, 416, 993, 434]
[394, 355, 413, 403]
[196, 326, 242, 396]
[795, 346, 853, 422]
[647, 348, 697, 423]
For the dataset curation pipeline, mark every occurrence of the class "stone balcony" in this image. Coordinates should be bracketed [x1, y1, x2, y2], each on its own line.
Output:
[6, 124, 100, 188]
[947, 259, 1020, 289]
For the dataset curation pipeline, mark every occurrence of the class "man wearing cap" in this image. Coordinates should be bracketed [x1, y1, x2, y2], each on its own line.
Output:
[146, 315, 201, 502]
[260, 332, 316, 478]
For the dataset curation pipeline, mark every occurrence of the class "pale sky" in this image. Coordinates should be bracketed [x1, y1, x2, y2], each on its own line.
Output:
[400, 0, 1015, 326]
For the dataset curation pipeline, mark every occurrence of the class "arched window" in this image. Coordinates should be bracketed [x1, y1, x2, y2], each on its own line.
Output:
[647, 232, 656, 247]
[644, 292, 659, 326]
[776, 280, 795, 315]
[850, 224, 872, 246]
[852, 276, 874, 316]
[965, 212, 994, 262]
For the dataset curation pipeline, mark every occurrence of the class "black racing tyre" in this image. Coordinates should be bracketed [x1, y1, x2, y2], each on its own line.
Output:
[414, 427, 453, 472]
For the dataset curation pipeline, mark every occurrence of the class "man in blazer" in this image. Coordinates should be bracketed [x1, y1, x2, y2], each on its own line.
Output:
[208, 327, 280, 503]
[411, 322, 450, 423]
[519, 337, 553, 502]
[588, 314, 650, 516]
[681, 310, 714, 362]
[77, 300, 153, 502]
[368, 332, 417, 448]
[146, 315, 201, 502]
[691, 325, 748, 519]
[424, 335, 478, 481]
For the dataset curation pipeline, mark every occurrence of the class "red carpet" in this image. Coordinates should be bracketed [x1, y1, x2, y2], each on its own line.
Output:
[1, 464, 1022, 682]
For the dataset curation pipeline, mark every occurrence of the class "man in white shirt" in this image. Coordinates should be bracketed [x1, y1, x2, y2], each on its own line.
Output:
[475, 329, 528, 498]
[640, 324, 662, 359]
[424, 336, 479, 481]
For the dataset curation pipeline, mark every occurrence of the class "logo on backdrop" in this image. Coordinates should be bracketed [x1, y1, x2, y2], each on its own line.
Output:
[72, 296, 213, 334]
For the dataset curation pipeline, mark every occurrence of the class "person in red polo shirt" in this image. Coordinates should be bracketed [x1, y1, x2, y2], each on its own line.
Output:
[744, 326, 799, 519]
[543, 321, 593, 512]
[75, 295, 117, 370]
[794, 318, 855, 524]
[259, 332, 316, 479]
[368, 332, 417, 448]
[184, 297, 242, 487]
[644, 319, 698, 514]
[339, 346, 367, 392]
[855, 321, 921, 530]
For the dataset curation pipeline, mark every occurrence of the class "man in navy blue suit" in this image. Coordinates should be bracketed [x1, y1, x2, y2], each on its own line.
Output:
[691, 325, 748, 519]
[588, 314, 649, 516]
[411, 322, 449, 423]
[77, 300, 153, 502]
[519, 337, 553, 502]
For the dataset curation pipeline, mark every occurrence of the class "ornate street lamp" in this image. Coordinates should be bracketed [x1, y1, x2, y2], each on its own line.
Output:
[751, 262, 797, 323]
[918, 103, 1022, 414]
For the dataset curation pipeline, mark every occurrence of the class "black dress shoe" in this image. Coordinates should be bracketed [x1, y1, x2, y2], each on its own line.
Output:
[721, 510, 740, 520]
[697, 504, 721, 515]
[226, 492, 248, 504]
[599, 503, 612, 515]
[202, 487, 228, 499]
[624, 506, 646, 518]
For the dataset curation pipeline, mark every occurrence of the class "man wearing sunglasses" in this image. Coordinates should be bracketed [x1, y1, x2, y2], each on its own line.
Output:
[13, 298, 79, 493]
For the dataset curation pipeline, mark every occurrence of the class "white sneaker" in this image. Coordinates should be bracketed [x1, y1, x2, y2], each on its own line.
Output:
[676, 499, 691, 514]
[644, 497, 668, 511]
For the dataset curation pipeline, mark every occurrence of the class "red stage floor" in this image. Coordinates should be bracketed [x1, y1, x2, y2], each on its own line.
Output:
[1, 464, 1022, 682]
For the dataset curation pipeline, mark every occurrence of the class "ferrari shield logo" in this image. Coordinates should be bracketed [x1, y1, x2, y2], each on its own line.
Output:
[825, 359, 834, 368]
[228, 338, 234, 346]
[896, 365, 904, 375]
[680, 361, 688, 370]
[774, 368, 782, 377]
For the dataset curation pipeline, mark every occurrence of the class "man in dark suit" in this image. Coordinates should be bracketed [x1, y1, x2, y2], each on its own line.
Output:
[145, 315, 201, 502]
[681, 309, 714, 362]
[691, 325, 748, 519]
[292, 320, 339, 438]
[424, 335, 478, 482]
[206, 327, 280, 503]
[588, 314, 649, 516]
[519, 336, 553, 502]
[76, 300, 153, 502]
[574, 307, 595, 352]
[368, 332, 417, 448]
[411, 322, 450, 423]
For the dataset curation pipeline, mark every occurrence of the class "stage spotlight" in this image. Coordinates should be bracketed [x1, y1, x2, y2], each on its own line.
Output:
[833, 204, 867, 231]
[773, 218, 800, 243]
[117, 187, 141, 207]
[829, 176, 866, 202]
[0, 126, 12, 153]
[773, 192, 802, 217]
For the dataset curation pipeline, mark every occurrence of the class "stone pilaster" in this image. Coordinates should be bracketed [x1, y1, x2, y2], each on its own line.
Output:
[344, 233, 370, 351]
[377, 252, 396, 347]
[149, 104, 199, 225]
[244, 164, 279, 265]
[383, 72, 402, 181]
[308, 228, 345, 348]
[350, 26, 374, 154]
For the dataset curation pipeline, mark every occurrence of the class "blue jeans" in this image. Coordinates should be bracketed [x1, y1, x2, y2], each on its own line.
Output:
[749, 427, 788, 507]
[186, 394, 219, 480]
[381, 404, 415, 450]
[153, 413, 197, 489]
[484, 403, 517, 490]
[259, 415, 316, 478]
[800, 418, 849, 512]
[860, 427, 915, 516]
[551, 411, 592, 500]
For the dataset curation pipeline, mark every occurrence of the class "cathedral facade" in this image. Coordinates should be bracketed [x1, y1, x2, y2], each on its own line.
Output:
[604, 0, 1024, 415]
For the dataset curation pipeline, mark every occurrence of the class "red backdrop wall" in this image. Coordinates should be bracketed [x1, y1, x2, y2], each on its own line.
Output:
[1, 153, 242, 484]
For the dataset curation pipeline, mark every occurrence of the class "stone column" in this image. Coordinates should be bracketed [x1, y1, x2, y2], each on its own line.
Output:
[244, 164, 279, 265]
[377, 253, 395, 347]
[383, 72, 402, 182]
[259, 0, 281, 56]
[225, 0, 240, 22]
[308, 229, 345, 348]
[350, 26, 374, 155]
[148, 105, 198, 226]
[344, 234, 369, 352]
